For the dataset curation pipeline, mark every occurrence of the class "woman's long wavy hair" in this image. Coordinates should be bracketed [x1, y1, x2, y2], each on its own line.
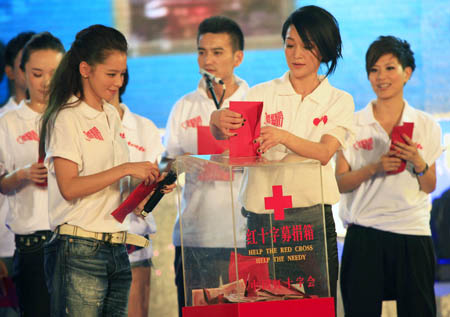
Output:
[39, 24, 127, 158]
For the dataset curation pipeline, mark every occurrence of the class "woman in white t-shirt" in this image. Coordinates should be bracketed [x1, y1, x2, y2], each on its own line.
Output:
[0, 32, 64, 316]
[39, 25, 160, 316]
[336, 36, 442, 316]
[211, 6, 354, 305]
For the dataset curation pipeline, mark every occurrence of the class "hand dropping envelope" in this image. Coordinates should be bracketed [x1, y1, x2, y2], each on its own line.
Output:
[388, 122, 414, 175]
[229, 101, 263, 157]
[111, 182, 158, 223]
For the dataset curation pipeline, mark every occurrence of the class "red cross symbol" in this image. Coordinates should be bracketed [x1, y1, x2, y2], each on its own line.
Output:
[264, 185, 292, 221]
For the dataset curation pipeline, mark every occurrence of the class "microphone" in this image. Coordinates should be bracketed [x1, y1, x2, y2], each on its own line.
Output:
[200, 68, 224, 85]
[141, 170, 177, 217]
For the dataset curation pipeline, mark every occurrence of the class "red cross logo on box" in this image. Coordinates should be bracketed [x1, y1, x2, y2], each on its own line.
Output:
[264, 185, 292, 221]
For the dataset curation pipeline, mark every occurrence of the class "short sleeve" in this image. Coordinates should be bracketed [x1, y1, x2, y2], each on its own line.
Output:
[324, 92, 355, 150]
[421, 117, 443, 165]
[143, 119, 165, 162]
[45, 110, 83, 173]
[0, 121, 10, 175]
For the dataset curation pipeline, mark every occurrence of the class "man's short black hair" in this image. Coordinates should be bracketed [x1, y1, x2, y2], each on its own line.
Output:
[5, 31, 36, 67]
[197, 16, 244, 51]
[365, 35, 415, 76]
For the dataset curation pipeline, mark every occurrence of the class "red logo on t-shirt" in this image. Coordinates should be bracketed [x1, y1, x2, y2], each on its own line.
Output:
[181, 116, 202, 129]
[17, 130, 39, 144]
[83, 127, 104, 141]
[264, 111, 284, 127]
[120, 132, 145, 152]
[353, 137, 373, 151]
[313, 115, 328, 126]
[127, 141, 145, 152]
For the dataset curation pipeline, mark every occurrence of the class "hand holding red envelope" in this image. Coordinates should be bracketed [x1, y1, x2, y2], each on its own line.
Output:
[111, 181, 158, 223]
[229, 101, 263, 157]
[388, 122, 414, 175]
[36, 156, 48, 187]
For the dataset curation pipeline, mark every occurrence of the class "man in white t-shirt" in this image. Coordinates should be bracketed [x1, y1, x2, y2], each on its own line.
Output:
[162, 16, 249, 316]
[0, 32, 35, 316]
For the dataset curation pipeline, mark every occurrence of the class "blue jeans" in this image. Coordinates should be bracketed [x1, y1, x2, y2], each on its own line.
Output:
[44, 234, 132, 317]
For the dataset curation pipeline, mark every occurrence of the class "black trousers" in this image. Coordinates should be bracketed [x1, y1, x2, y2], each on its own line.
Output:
[13, 231, 52, 317]
[340, 224, 436, 317]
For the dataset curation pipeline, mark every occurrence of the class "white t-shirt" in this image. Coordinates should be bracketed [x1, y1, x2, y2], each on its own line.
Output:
[163, 76, 249, 247]
[0, 96, 19, 256]
[45, 98, 130, 233]
[240, 72, 355, 213]
[339, 101, 443, 236]
[1, 96, 19, 113]
[120, 103, 164, 262]
[0, 100, 50, 235]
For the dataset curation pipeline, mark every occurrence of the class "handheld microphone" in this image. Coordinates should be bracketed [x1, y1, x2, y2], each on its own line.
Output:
[200, 68, 224, 85]
[141, 170, 177, 217]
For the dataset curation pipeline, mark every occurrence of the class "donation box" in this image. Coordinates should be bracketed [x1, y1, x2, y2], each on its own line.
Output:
[175, 153, 334, 317]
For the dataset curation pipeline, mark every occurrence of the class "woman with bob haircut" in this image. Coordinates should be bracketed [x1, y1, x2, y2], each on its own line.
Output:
[337, 35, 442, 316]
[210, 5, 355, 304]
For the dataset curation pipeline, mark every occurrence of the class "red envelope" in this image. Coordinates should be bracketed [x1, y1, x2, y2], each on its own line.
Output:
[36, 155, 48, 187]
[388, 122, 414, 175]
[197, 126, 232, 181]
[229, 101, 263, 157]
[228, 252, 270, 285]
[197, 126, 229, 155]
[111, 182, 158, 223]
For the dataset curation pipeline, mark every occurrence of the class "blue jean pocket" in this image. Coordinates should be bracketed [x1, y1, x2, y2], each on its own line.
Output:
[67, 237, 101, 258]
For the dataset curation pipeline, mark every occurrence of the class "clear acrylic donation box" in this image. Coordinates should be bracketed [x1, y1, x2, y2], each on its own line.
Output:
[175, 154, 335, 317]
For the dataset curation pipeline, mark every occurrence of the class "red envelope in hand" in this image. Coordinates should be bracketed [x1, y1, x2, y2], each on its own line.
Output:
[388, 122, 414, 175]
[36, 155, 48, 187]
[111, 182, 157, 223]
[197, 126, 229, 155]
[229, 101, 263, 157]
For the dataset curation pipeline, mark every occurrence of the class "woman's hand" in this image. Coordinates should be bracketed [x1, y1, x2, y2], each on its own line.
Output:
[210, 108, 244, 138]
[375, 150, 402, 174]
[391, 134, 426, 173]
[22, 162, 48, 184]
[126, 161, 160, 185]
[255, 126, 288, 153]
[156, 172, 176, 194]
[132, 172, 176, 218]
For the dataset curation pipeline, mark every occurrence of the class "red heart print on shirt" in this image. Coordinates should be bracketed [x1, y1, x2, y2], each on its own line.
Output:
[313, 115, 328, 126]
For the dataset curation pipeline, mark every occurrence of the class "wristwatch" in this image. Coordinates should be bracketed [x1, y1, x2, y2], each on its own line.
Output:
[413, 163, 429, 176]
